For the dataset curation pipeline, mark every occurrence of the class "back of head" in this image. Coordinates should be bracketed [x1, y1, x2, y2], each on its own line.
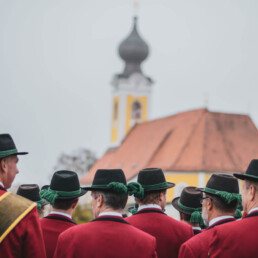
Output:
[136, 168, 175, 205]
[172, 186, 203, 224]
[40, 170, 86, 207]
[203, 174, 240, 213]
[85, 169, 129, 211]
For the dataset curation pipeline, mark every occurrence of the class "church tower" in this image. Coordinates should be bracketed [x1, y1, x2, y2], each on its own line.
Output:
[110, 17, 153, 146]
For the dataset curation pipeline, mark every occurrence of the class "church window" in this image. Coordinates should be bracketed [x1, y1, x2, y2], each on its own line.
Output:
[113, 101, 118, 120]
[132, 101, 141, 119]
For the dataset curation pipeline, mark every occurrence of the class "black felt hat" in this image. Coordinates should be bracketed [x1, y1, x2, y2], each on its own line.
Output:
[199, 174, 239, 194]
[0, 134, 28, 158]
[137, 168, 175, 192]
[234, 160, 258, 182]
[83, 169, 127, 191]
[172, 187, 202, 215]
[40, 170, 87, 205]
[17, 184, 48, 206]
[198, 174, 241, 205]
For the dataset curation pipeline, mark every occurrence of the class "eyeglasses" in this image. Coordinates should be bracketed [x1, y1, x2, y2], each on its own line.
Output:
[200, 197, 213, 204]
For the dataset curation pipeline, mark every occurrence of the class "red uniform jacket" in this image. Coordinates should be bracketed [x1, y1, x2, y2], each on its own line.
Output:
[54, 215, 157, 258]
[0, 187, 46, 258]
[126, 208, 194, 258]
[179, 217, 236, 258]
[209, 211, 258, 258]
[40, 214, 76, 258]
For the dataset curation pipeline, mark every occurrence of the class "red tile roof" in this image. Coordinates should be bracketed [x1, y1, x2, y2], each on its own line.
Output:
[80, 108, 258, 184]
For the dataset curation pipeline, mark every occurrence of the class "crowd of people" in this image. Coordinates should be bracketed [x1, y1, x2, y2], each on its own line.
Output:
[1, 133, 258, 257]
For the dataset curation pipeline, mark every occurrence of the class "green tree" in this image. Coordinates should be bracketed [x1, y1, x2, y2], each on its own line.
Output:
[73, 203, 94, 224]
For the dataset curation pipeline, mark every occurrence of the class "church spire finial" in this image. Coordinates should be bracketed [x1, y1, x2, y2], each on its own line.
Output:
[118, 15, 149, 77]
[133, 0, 139, 17]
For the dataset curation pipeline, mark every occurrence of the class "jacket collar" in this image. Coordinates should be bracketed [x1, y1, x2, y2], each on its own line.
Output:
[206, 216, 235, 230]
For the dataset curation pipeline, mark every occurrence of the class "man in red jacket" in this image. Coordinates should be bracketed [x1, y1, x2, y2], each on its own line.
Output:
[126, 168, 194, 258]
[208, 159, 258, 257]
[40, 170, 87, 258]
[0, 134, 46, 258]
[178, 174, 241, 258]
[54, 169, 157, 258]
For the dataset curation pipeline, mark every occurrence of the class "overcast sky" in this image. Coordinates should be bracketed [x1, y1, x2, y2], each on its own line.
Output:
[1, 0, 257, 186]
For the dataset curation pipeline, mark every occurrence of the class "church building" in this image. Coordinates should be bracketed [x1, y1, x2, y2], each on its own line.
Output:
[80, 17, 258, 218]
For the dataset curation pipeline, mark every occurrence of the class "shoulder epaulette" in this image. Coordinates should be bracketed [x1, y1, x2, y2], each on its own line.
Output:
[0, 192, 36, 243]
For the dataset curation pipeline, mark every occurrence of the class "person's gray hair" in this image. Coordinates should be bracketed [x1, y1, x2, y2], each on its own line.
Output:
[92, 191, 128, 210]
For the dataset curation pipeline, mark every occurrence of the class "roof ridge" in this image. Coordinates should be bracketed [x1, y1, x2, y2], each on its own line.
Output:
[136, 108, 208, 126]
[171, 109, 207, 169]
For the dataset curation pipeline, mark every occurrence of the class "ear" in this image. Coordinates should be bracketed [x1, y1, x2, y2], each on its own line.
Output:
[207, 198, 213, 211]
[71, 199, 79, 209]
[250, 185, 256, 201]
[0, 158, 7, 174]
[159, 190, 166, 201]
[179, 212, 183, 221]
[96, 193, 104, 208]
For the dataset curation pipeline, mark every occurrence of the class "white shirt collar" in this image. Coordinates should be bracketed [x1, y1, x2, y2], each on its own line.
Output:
[50, 211, 72, 219]
[138, 204, 162, 211]
[209, 215, 234, 227]
[98, 212, 122, 217]
[248, 207, 258, 214]
[192, 226, 202, 231]
[0, 182, 4, 188]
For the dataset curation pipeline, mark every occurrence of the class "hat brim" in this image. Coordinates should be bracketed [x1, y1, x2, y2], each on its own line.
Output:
[144, 182, 175, 192]
[16, 152, 28, 155]
[83, 186, 124, 192]
[196, 188, 212, 195]
[42, 185, 87, 199]
[0, 151, 28, 159]
[171, 197, 193, 215]
[234, 173, 258, 182]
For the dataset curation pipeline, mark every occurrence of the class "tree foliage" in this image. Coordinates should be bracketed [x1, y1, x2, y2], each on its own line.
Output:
[54, 148, 97, 176]
[72, 203, 94, 224]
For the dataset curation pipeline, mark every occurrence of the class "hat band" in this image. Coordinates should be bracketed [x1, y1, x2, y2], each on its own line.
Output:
[40, 188, 82, 205]
[0, 149, 17, 158]
[204, 187, 242, 205]
[91, 182, 128, 195]
[141, 181, 168, 190]
[178, 200, 203, 224]
[177, 200, 201, 212]
[243, 174, 258, 180]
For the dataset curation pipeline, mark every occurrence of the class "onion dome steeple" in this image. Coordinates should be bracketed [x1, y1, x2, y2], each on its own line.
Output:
[118, 17, 149, 77]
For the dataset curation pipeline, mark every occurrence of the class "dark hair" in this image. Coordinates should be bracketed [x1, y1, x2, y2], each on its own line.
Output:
[136, 190, 165, 205]
[181, 212, 191, 222]
[53, 198, 78, 210]
[206, 194, 237, 212]
[93, 191, 128, 210]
